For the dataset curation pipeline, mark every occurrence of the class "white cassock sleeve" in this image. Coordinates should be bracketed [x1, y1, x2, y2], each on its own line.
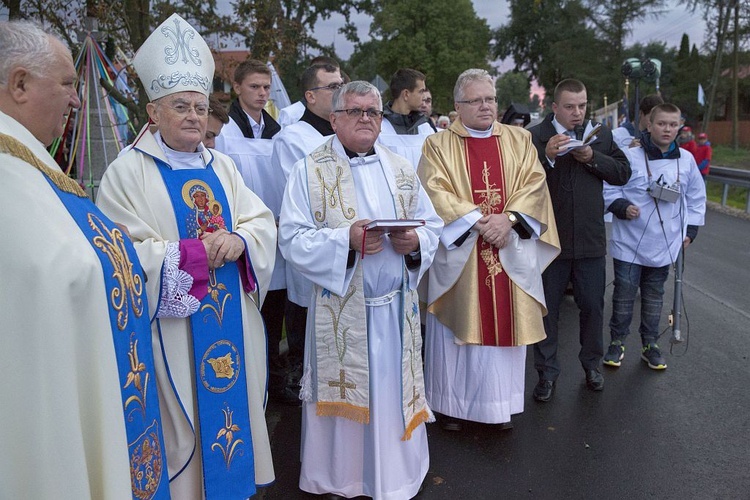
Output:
[277, 157, 353, 297]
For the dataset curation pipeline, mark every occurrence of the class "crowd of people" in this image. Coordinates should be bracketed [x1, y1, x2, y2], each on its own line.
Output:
[1, 14, 707, 500]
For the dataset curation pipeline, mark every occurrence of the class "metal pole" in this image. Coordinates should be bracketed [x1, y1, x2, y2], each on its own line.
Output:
[671, 249, 684, 343]
[633, 80, 640, 133]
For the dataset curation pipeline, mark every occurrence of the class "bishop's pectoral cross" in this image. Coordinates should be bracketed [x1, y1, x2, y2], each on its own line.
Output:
[473, 161, 502, 216]
[328, 369, 356, 399]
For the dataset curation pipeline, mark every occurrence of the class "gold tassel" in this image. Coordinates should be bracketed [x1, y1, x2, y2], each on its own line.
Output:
[401, 409, 431, 441]
[0, 133, 87, 198]
[316, 402, 370, 424]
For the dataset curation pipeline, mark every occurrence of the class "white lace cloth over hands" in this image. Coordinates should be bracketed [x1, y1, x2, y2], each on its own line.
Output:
[156, 242, 201, 318]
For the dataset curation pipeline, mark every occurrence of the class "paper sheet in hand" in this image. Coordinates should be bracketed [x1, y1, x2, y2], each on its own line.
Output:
[556, 123, 602, 156]
[364, 219, 425, 232]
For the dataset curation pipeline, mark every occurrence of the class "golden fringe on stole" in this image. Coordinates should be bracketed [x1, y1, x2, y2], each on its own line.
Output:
[0, 133, 87, 198]
[317, 402, 370, 424]
[401, 409, 432, 441]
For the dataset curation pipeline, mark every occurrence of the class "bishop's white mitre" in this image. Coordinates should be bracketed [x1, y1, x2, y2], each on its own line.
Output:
[132, 13, 214, 102]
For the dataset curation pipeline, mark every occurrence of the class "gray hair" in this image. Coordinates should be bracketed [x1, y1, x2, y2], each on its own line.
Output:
[0, 21, 59, 86]
[453, 69, 495, 102]
[331, 81, 382, 112]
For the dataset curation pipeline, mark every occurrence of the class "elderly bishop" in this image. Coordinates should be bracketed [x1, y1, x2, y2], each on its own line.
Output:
[96, 14, 276, 499]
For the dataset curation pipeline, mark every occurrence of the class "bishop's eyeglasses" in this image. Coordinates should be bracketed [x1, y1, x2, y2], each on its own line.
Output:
[160, 100, 210, 116]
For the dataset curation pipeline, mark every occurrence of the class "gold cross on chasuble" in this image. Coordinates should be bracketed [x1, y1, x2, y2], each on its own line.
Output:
[473, 161, 503, 216]
[465, 137, 516, 346]
[328, 369, 356, 399]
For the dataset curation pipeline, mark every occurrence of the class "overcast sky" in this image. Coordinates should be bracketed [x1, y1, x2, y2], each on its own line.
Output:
[1, 1, 707, 67]
[313, 0, 708, 61]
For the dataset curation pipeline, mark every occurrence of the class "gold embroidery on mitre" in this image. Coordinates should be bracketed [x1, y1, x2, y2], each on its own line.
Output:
[88, 213, 145, 329]
[129, 421, 164, 500]
[211, 405, 244, 469]
[0, 133, 87, 197]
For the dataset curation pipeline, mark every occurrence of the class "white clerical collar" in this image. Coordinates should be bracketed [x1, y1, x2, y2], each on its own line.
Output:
[154, 130, 206, 170]
[465, 125, 493, 138]
[245, 109, 265, 138]
[332, 137, 380, 166]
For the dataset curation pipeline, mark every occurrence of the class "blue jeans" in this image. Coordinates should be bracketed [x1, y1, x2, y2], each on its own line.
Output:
[609, 259, 670, 345]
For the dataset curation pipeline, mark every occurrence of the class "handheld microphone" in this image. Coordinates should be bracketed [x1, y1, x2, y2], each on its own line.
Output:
[574, 125, 584, 141]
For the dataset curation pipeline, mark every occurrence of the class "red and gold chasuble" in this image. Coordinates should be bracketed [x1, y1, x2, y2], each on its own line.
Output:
[465, 137, 515, 346]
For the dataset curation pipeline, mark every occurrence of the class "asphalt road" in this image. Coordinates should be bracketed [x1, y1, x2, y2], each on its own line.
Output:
[261, 207, 750, 500]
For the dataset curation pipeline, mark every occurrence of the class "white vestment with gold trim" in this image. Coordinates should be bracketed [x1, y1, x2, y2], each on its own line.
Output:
[279, 138, 443, 499]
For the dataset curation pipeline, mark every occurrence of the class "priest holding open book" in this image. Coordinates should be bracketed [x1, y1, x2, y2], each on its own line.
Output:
[278, 80, 442, 499]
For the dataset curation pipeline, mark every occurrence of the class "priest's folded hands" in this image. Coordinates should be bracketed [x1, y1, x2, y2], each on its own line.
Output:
[474, 213, 513, 249]
[200, 228, 245, 269]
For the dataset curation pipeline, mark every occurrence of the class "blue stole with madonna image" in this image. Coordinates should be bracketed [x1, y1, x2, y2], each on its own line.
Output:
[42, 179, 170, 500]
[155, 157, 257, 499]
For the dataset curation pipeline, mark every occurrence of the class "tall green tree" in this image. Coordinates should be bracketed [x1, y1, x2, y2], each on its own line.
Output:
[493, 0, 612, 109]
[584, 0, 667, 70]
[679, 0, 740, 125]
[669, 34, 707, 124]
[360, 0, 491, 112]
[3, 0, 372, 121]
[495, 71, 531, 111]
[494, 0, 669, 113]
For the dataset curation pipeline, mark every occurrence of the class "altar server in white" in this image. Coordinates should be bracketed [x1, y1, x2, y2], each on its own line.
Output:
[271, 61, 344, 392]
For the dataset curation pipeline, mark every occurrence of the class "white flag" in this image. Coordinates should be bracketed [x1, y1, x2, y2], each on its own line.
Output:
[698, 83, 706, 106]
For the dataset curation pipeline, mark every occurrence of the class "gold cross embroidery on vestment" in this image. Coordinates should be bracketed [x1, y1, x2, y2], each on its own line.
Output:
[328, 369, 356, 399]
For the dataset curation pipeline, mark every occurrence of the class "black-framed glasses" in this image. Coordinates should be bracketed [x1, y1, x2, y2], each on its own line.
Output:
[333, 108, 384, 119]
[455, 96, 498, 106]
[308, 82, 344, 92]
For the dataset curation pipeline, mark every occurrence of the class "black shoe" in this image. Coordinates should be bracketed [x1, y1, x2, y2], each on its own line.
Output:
[270, 385, 301, 406]
[440, 416, 462, 431]
[585, 369, 604, 391]
[533, 379, 555, 402]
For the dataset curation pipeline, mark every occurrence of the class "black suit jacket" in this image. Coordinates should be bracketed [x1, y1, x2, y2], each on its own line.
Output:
[228, 99, 281, 139]
[528, 114, 631, 259]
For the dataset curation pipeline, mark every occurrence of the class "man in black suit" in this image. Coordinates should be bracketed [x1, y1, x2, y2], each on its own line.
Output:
[226, 58, 282, 139]
[528, 79, 631, 401]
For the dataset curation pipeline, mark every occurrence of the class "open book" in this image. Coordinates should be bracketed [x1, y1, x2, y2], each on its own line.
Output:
[364, 219, 425, 232]
[556, 123, 602, 156]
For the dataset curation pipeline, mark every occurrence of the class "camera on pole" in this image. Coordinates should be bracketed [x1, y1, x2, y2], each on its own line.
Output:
[621, 58, 661, 131]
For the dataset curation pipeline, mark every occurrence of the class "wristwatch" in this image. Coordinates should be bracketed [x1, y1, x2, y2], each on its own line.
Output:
[505, 212, 518, 226]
